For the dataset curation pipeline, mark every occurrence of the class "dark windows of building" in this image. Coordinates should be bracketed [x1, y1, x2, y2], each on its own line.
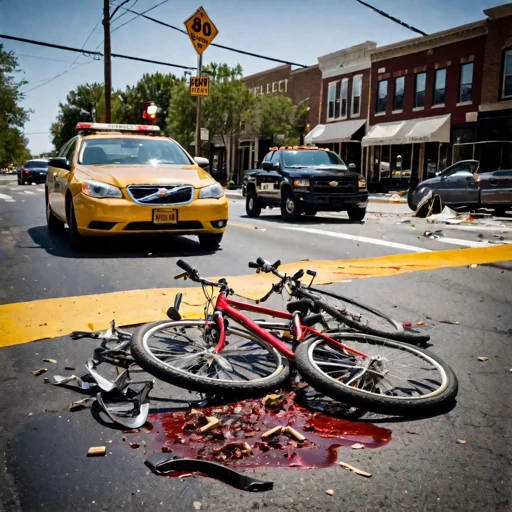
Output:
[341, 79, 348, 118]
[334, 81, 342, 118]
[459, 63, 474, 102]
[394, 76, 405, 111]
[376, 80, 388, 114]
[433, 68, 447, 106]
[352, 75, 362, 116]
[414, 72, 426, 108]
[327, 82, 336, 120]
[503, 48, 512, 99]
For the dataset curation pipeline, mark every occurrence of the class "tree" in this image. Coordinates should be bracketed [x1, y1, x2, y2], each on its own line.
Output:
[166, 79, 196, 148]
[0, 45, 31, 166]
[117, 72, 179, 129]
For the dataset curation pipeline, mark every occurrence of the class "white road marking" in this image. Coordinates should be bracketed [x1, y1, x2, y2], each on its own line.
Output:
[433, 237, 511, 248]
[436, 224, 512, 233]
[0, 193, 15, 202]
[282, 226, 431, 253]
[35, 188, 45, 192]
[23, 190, 35, 195]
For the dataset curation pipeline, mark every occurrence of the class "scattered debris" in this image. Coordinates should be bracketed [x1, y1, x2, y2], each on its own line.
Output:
[129, 442, 140, 449]
[53, 374, 95, 390]
[200, 416, 222, 433]
[69, 398, 95, 411]
[43, 377, 50, 384]
[87, 446, 106, 456]
[351, 443, 365, 449]
[325, 489, 334, 496]
[338, 461, 372, 477]
[416, 321, 426, 326]
[32, 368, 47, 376]
[65, 366, 75, 371]
[85, 359, 130, 393]
[456, 439, 468, 445]
[122, 428, 140, 434]
[262, 425, 283, 438]
[262, 393, 283, 406]
[402, 322, 412, 327]
[43, 358, 58, 364]
[283, 426, 306, 442]
[439, 320, 459, 325]
[477, 356, 488, 362]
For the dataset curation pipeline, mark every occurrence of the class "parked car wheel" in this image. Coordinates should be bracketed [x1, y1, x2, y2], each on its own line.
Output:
[246, 190, 261, 217]
[68, 201, 85, 250]
[46, 191, 64, 232]
[198, 233, 223, 249]
[493, 206, 510, 216]
[407, 187, 417, 211]
[347, 207, 366, 222]
[281, 190, 300, 222]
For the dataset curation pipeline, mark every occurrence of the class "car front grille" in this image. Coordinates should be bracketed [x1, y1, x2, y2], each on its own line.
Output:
[311, 176, 357, 194]
[124, 221, 203, 231]
[127, 185, 194, 205]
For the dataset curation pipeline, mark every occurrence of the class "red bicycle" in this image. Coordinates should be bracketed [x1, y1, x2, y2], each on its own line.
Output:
[130, 259, 458, 416]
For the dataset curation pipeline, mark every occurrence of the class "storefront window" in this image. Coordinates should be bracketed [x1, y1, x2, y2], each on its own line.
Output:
[424, 142, 439, 178]
[371, 146, 381, 182]
[503, 49, 512, 99]
[453, 143, 474, 163]
[380, 145, 390, 179]
[438, 143, 449, 172]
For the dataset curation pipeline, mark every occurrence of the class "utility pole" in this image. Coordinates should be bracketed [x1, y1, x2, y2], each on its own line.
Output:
[194, 54, 202, 157]
[103, 0, 112, 123]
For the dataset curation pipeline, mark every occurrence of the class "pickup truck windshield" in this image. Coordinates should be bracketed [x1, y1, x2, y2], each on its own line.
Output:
[282, 150, 346, 168]
[78, 138, 192, 166]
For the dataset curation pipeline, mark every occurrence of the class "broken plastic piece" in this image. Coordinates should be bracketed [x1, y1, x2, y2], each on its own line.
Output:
[338, 461, 372, 477]
[261, 425, 283, 438]
[145, 454, 273, 492]
[477, 356, 488, 361]
[325, 489, 334, 496]
[69, 398, 95, 411]
[43, 359, 58, 364]
[32, 368, 47, 376]
[85, 359, 130, 393]
[53, 374, 96, 390]
[282, 426, 305, 442]
[199, 416, 222, 433]
[87, 446, 106, 456]
[96, 381, 152, 429]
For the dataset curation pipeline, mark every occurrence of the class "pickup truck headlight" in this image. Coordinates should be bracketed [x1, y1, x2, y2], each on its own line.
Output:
[358, 178, 367, 189]
[81, 180, 123, 198]
[199, 183, 224, 199]
[293, 179, 310, 188]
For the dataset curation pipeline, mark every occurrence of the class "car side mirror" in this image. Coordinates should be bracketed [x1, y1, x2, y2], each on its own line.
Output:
[435, 171, 441, 176]
[194, 156, 209, 170]
[262, 161, 273, 171]
[48, 157, 70, 171]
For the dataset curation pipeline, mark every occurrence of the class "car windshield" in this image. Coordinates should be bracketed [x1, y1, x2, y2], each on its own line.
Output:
[77, 137, 192, 166]
[26, 161, 48, 168]
[282, 150, 346, 168]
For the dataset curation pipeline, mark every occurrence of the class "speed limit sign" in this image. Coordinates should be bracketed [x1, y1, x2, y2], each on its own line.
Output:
[184, 6, 219, 55]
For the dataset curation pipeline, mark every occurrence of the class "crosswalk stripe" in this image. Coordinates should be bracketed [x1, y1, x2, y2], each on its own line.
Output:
[23, 190, 35, 195]
[432, 237, 511, 249]
[282, 226, 431, 252]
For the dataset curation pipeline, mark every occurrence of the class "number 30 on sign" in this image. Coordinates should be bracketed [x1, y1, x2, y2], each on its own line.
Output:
[184, 6, 219, 55]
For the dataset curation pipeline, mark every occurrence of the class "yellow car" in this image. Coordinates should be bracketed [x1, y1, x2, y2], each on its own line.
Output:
[45, 123, 228, 250]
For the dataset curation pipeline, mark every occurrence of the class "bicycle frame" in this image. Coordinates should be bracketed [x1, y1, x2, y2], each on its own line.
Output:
[213, 293, 369, 360]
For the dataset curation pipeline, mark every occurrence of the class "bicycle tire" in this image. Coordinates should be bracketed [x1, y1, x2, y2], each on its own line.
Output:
[295, 332, 458, 416]
[299, 287, 430, 344]
[130, 320, 290, 396]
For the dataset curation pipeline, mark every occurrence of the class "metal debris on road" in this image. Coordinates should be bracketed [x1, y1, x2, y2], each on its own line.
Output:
[53, 374, 96, 390]
[477, 356, 488, 361]
[87, 446, 107, 456]
[338, 461, 372, 477]
[456, 439, 468, 444]
[325, 489, 334, 496]
[32, 368, 47, 376]
[43, 358, 58, 364]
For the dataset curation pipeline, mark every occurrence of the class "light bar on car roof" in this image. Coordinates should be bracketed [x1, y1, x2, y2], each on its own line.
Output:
[75, 122, 160, 132]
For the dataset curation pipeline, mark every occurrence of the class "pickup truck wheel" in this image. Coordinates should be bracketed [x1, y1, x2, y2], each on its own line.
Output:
[246, 190, 261, 217]
[493, 206, 509, 216]
[281, 190, 300, 222]
[347, 207, 366, 222]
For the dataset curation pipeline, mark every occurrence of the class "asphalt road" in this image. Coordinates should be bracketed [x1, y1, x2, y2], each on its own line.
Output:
[0, 181, 511, 511]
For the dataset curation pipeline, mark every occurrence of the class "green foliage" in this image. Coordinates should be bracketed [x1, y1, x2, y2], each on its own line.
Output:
[166, 80, 196, 148]
[0, 45, 31, 166]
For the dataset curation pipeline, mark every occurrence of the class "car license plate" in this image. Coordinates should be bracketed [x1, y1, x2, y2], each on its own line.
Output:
[153, 209, 178, 224]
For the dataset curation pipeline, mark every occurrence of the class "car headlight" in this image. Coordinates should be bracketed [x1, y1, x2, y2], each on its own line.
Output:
[358, 178, 367, 189]
[199, 183, 224, 199]
[81, 180, 123, 198]
[293, 179, 310, 188]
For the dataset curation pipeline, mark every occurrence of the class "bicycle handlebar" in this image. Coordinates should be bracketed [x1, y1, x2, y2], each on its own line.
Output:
[176, 259, 195, 274]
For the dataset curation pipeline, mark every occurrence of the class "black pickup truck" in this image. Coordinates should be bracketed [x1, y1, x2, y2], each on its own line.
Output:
[245, 147, 368, 221]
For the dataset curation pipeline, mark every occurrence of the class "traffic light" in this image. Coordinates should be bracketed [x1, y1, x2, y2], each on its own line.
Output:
[142, 101, 157, 123]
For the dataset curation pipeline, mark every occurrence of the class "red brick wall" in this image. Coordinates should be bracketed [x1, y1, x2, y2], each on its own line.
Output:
[320, 68, 371, 124]
[481, 16, 512, 104]
[369, 35, 485, 126]
[288, 65, 322, 128]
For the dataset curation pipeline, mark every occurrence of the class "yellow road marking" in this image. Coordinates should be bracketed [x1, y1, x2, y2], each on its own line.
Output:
[0, 244, 510, 348]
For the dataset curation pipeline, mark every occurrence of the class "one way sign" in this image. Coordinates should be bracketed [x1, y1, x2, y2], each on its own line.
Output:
[190, 76, 210, 97]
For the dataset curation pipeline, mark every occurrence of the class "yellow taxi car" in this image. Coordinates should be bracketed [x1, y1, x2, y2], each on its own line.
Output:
[45, 123, 228, 249]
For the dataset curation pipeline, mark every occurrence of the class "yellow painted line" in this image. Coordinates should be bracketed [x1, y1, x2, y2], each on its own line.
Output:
[0, 244, 510, 348]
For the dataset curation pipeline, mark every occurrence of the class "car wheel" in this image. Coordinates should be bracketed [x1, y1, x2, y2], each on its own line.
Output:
[407, 187, 417, 211]
[493, 206, 509, 216]
[347, 207, 366, 222]
[246, 190, 261, 217]
[46, 192, 64, 232]
[281, 190, 300, 222]
[198, 233, 223, 249]
[68, 201, 85, 250]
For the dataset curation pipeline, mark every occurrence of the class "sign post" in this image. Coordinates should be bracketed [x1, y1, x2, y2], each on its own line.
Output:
[184, 6, 218, 156]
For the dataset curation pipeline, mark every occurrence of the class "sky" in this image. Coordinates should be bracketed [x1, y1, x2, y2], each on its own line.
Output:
[1, 0, 509, 154]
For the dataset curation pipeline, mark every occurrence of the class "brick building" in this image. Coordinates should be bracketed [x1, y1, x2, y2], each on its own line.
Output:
[362, 21, 487, 190]
[305, 42, 376, 175]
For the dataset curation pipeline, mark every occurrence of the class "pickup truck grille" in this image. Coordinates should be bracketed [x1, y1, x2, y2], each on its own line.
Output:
[127, 185, 193, 205]
[311, 176, 357, 194]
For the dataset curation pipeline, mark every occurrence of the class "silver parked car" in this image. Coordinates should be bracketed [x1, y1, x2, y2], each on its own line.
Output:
[408, 160, 512, 216]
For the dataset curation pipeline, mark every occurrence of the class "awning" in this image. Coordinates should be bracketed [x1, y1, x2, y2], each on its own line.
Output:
[305, 119, 366, 144]
[362, 114, 451, 146]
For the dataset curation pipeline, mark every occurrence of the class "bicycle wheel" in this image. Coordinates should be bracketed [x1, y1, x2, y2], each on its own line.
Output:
[303, 287, 430, 344]
[130, 320, 290, 395]
[295, 332, 458, 416]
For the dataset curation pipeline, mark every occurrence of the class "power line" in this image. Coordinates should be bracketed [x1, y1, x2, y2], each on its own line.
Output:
[0, 34, 196, 70]
[14, 53, 69, 63]
[110, 3, 309, 68]
[355, 0, 428, 37]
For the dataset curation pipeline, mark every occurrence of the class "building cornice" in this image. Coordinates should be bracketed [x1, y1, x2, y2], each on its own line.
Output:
[318, 41, 376, 79]
[484, 3, 512, 19]
[371, 20, 487, 62]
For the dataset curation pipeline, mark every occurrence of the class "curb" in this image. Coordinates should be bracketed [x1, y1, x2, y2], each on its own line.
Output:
[225, 192, 407, 205]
